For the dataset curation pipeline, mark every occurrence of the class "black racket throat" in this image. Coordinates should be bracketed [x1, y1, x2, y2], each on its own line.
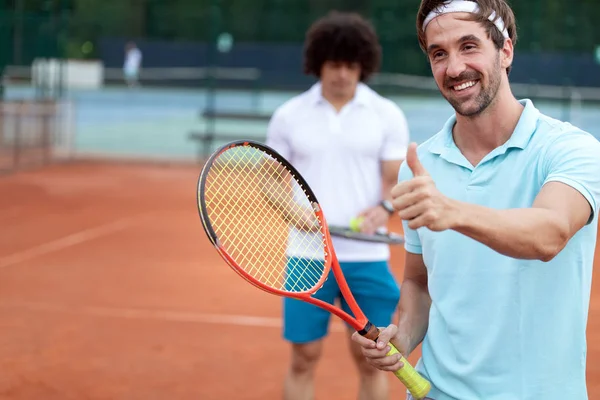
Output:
[358, 321, 381, 341]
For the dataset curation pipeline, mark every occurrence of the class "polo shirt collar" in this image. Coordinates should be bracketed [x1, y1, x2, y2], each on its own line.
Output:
[429, 99, 540, 168]
[309, 81, 371, 107]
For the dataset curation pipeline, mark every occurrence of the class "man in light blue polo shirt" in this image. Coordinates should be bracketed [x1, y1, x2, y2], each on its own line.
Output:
[352, 0, 600, 399]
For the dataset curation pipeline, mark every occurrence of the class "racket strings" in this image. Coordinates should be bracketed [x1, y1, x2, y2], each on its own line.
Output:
[203, 146, 328, 292]
[208, 150, 325, 290]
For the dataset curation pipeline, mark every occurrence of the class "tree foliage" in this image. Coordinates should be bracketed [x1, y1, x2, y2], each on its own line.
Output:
[2, 0, 600, 73]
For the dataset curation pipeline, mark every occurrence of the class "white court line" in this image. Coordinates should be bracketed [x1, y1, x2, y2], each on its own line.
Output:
[0, 301, 347, 332]
[0, 217, 140, 269]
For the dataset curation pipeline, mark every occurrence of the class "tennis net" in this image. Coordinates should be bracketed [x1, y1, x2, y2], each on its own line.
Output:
[1, 63, 262, 93]
[3, 63, 600, 102]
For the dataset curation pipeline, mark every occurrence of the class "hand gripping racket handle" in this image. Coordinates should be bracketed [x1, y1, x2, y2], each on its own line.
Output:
[386, 342, 431, 399]
[361, 322, 431, 399]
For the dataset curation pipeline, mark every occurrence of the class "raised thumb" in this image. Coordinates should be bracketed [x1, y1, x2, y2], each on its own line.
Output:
[406, 142, 427, 177]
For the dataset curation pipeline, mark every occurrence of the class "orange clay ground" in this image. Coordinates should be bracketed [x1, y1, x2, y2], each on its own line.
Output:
[0, 161, 598, 399]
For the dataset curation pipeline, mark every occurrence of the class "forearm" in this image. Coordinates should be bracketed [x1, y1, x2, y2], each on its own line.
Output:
[396, 278, 431, 356]
[259, 172, 317, 231]
[381, 160, 402, 202]
[382, 179, 395, 202]
[262, 190, 317, 231]
[451, 200, 570, 261]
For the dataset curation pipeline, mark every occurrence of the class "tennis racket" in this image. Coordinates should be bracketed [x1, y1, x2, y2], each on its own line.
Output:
[197, 140, 431, 400]
[329, 225, 405, 245]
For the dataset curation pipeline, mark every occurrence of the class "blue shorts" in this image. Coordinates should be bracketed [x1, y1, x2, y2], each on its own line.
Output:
[283, 257, 401, 343]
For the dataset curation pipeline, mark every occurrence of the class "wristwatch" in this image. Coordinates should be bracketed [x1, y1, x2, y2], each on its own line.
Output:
[380, 200, 394, 214]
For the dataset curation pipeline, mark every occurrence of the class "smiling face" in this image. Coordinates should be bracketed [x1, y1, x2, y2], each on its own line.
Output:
[425, 13, 512, 117]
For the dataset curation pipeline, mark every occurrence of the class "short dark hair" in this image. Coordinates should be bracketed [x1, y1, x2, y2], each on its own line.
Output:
[303, 11, 382, 81]
[416, 0, 518, 74]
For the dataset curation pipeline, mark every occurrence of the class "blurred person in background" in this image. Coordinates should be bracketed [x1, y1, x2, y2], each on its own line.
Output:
[266, 11, 411, 400]
[123, 41, 142, 88]
[351, 1, 600, 399]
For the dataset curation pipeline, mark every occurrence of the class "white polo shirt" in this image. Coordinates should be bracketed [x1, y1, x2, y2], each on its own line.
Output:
[266, 82, 409, 262]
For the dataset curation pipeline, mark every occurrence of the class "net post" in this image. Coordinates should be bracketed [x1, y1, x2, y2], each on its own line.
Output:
[0, 66, 5, 100]
[12, 101, 23, 170]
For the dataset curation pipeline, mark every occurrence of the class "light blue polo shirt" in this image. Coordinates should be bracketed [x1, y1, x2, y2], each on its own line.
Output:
[399, 99, 600, 400]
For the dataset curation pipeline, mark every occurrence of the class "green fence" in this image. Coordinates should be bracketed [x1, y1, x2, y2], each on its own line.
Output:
[3, 0, 600, 75]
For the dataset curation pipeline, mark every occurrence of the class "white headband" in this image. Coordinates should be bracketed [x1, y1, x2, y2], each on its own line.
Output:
[423, 0, 509, 39]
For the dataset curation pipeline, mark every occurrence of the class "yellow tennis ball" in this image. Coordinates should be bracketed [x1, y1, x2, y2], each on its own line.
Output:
[349, 217, 364, 232]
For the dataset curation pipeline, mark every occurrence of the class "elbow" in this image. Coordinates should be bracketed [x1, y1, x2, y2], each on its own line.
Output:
[538, 248, 561, 262]
[536, 229, 570, 262]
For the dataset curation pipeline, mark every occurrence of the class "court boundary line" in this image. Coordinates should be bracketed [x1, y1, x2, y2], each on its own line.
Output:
[0, 300, 348, 332]
[0, 217, 141, 269]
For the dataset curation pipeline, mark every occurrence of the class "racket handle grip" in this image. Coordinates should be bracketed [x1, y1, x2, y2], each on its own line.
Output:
[360, 322, 431, 399]
[387, 342, 431, 400]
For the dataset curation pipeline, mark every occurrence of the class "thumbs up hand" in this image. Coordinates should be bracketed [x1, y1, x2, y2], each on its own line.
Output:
[406, 141, 428, 178]
[391, 143, 456, 232]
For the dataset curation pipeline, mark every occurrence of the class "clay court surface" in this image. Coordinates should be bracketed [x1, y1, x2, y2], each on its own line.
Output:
[1, 161, 599, 400]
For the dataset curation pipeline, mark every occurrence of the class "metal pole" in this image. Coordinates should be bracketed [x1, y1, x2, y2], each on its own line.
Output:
[13, 0, 24, 66]
[203, 0, 221, 159]
[57, 0, 71, 100]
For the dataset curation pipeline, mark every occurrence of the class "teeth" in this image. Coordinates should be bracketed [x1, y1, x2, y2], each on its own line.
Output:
[454, 81, 476, 91]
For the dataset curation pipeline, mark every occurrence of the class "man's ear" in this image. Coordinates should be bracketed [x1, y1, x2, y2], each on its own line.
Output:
[501, 38, 514, 71]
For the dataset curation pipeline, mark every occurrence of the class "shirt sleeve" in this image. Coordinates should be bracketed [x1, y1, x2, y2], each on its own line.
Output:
[265, 108, 292, 160]
[398, 160, 423, 254]
[541, 129, 600, 224]
[380, 103, 410, 161]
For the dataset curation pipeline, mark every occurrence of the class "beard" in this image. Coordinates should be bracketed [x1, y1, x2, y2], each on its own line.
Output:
[442, 56, 502, 117]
